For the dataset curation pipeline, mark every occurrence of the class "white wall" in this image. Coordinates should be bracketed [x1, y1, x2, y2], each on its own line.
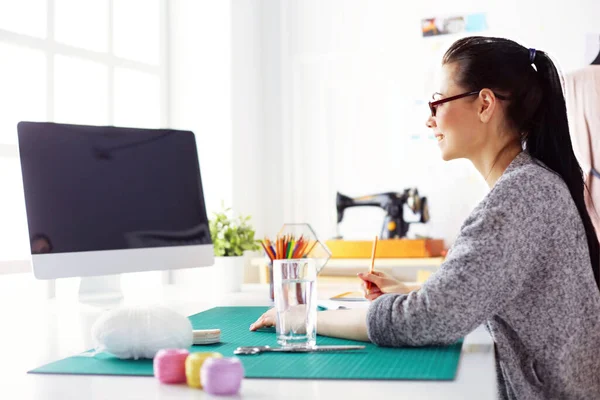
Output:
[231, 1, 288, 239]
[169, 0, 232, 216]
[243, 0, 600, 247]
[231, 0, 263, 231]
[169, 0, 283, 241]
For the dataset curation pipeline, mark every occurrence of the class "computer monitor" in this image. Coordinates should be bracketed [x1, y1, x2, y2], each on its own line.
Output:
[17, 122, 214, 294]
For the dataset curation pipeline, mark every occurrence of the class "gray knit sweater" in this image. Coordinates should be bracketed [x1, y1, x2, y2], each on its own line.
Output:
[367, 151, 600, 399]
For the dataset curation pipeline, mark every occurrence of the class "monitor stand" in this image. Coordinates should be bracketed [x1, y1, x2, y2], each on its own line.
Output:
[78, 275, 124, 308]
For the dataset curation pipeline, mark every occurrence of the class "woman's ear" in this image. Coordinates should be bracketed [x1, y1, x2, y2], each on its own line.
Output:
[478, 89, 497, 124]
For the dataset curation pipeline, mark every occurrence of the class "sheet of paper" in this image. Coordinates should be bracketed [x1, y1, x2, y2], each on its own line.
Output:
[329, 291, 365, 301]
[318, 299, 370, 310]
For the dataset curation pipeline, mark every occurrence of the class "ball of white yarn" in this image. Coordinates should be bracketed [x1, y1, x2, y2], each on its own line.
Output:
[91, 305, 193, 360]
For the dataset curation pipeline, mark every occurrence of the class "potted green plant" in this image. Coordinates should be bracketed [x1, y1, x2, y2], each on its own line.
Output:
[209, 204, 260, 292]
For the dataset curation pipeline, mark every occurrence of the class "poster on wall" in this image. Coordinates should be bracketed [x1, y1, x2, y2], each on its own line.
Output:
[413, 12, 489, 142]
[421, 13, 488, 38]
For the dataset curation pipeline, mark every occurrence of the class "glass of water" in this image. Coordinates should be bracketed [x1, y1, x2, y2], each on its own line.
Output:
[272, 258, 317, 348]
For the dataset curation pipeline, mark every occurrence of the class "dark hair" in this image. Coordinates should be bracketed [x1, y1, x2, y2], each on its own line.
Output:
[443, 36, 599, 289]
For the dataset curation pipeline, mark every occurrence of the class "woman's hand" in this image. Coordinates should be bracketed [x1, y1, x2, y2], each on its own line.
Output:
[358, 271, 416, 301]
[249, 307, 371, 342]
[249, 308, 277, 331]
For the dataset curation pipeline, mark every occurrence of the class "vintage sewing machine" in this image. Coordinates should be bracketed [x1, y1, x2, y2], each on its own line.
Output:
[329, 189, 444, 258]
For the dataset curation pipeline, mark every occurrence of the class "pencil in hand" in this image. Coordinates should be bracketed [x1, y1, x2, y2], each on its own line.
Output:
[366, 236, 378, 293]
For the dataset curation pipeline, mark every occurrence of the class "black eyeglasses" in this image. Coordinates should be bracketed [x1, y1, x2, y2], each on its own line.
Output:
[428, 90, 509, 117]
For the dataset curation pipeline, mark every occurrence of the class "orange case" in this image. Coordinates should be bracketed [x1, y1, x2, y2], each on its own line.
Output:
[325, 239, 445, 258]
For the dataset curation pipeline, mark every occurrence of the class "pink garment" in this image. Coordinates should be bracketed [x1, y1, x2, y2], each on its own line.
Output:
[564, 65, 600, 234]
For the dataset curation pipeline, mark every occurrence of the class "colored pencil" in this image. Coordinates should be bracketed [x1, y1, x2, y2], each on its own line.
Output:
[261, 234, 314, 260]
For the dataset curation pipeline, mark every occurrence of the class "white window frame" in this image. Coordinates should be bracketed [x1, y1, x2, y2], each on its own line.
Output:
[0, 0, 170, 274]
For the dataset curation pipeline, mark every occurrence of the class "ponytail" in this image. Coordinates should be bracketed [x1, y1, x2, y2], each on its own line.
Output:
[527, 51, 600, 288]
[444, 37, 600, 289]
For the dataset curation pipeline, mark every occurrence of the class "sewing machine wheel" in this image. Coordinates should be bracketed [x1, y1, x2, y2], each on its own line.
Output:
[420, 197, 430, 223]
[407, 188, 421, 213]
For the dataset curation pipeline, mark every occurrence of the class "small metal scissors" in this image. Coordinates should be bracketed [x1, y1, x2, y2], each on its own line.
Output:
[233, 345, 365, 355]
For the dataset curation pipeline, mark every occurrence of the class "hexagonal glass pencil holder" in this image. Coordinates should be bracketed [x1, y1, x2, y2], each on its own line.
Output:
[277, 223, 332, 274]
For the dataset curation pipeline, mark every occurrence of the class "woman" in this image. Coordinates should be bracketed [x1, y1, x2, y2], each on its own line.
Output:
[250, 36, 600, 399]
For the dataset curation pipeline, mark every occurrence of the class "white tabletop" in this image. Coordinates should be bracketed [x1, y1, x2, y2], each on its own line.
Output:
[0, 283, 497, 400]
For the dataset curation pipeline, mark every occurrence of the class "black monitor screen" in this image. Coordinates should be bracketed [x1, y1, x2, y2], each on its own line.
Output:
[18, 122, 211, 254]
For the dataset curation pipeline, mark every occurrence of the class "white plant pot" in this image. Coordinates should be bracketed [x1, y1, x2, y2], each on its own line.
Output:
[215, 256, 245, 293]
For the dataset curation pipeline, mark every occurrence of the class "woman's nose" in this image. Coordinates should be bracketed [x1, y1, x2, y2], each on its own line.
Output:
[425, 115, 436, 129]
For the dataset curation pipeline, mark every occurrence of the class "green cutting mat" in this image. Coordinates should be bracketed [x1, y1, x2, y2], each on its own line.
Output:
[29, 307, 463, 380]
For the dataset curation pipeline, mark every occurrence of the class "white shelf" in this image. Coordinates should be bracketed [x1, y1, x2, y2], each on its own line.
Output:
[251, 257, 444, 283]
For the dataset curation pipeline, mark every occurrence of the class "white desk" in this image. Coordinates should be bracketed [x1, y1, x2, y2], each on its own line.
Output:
[0, 283, 496, 399]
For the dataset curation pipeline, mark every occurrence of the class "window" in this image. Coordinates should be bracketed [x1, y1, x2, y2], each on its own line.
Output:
[0, 0, 168, 271]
